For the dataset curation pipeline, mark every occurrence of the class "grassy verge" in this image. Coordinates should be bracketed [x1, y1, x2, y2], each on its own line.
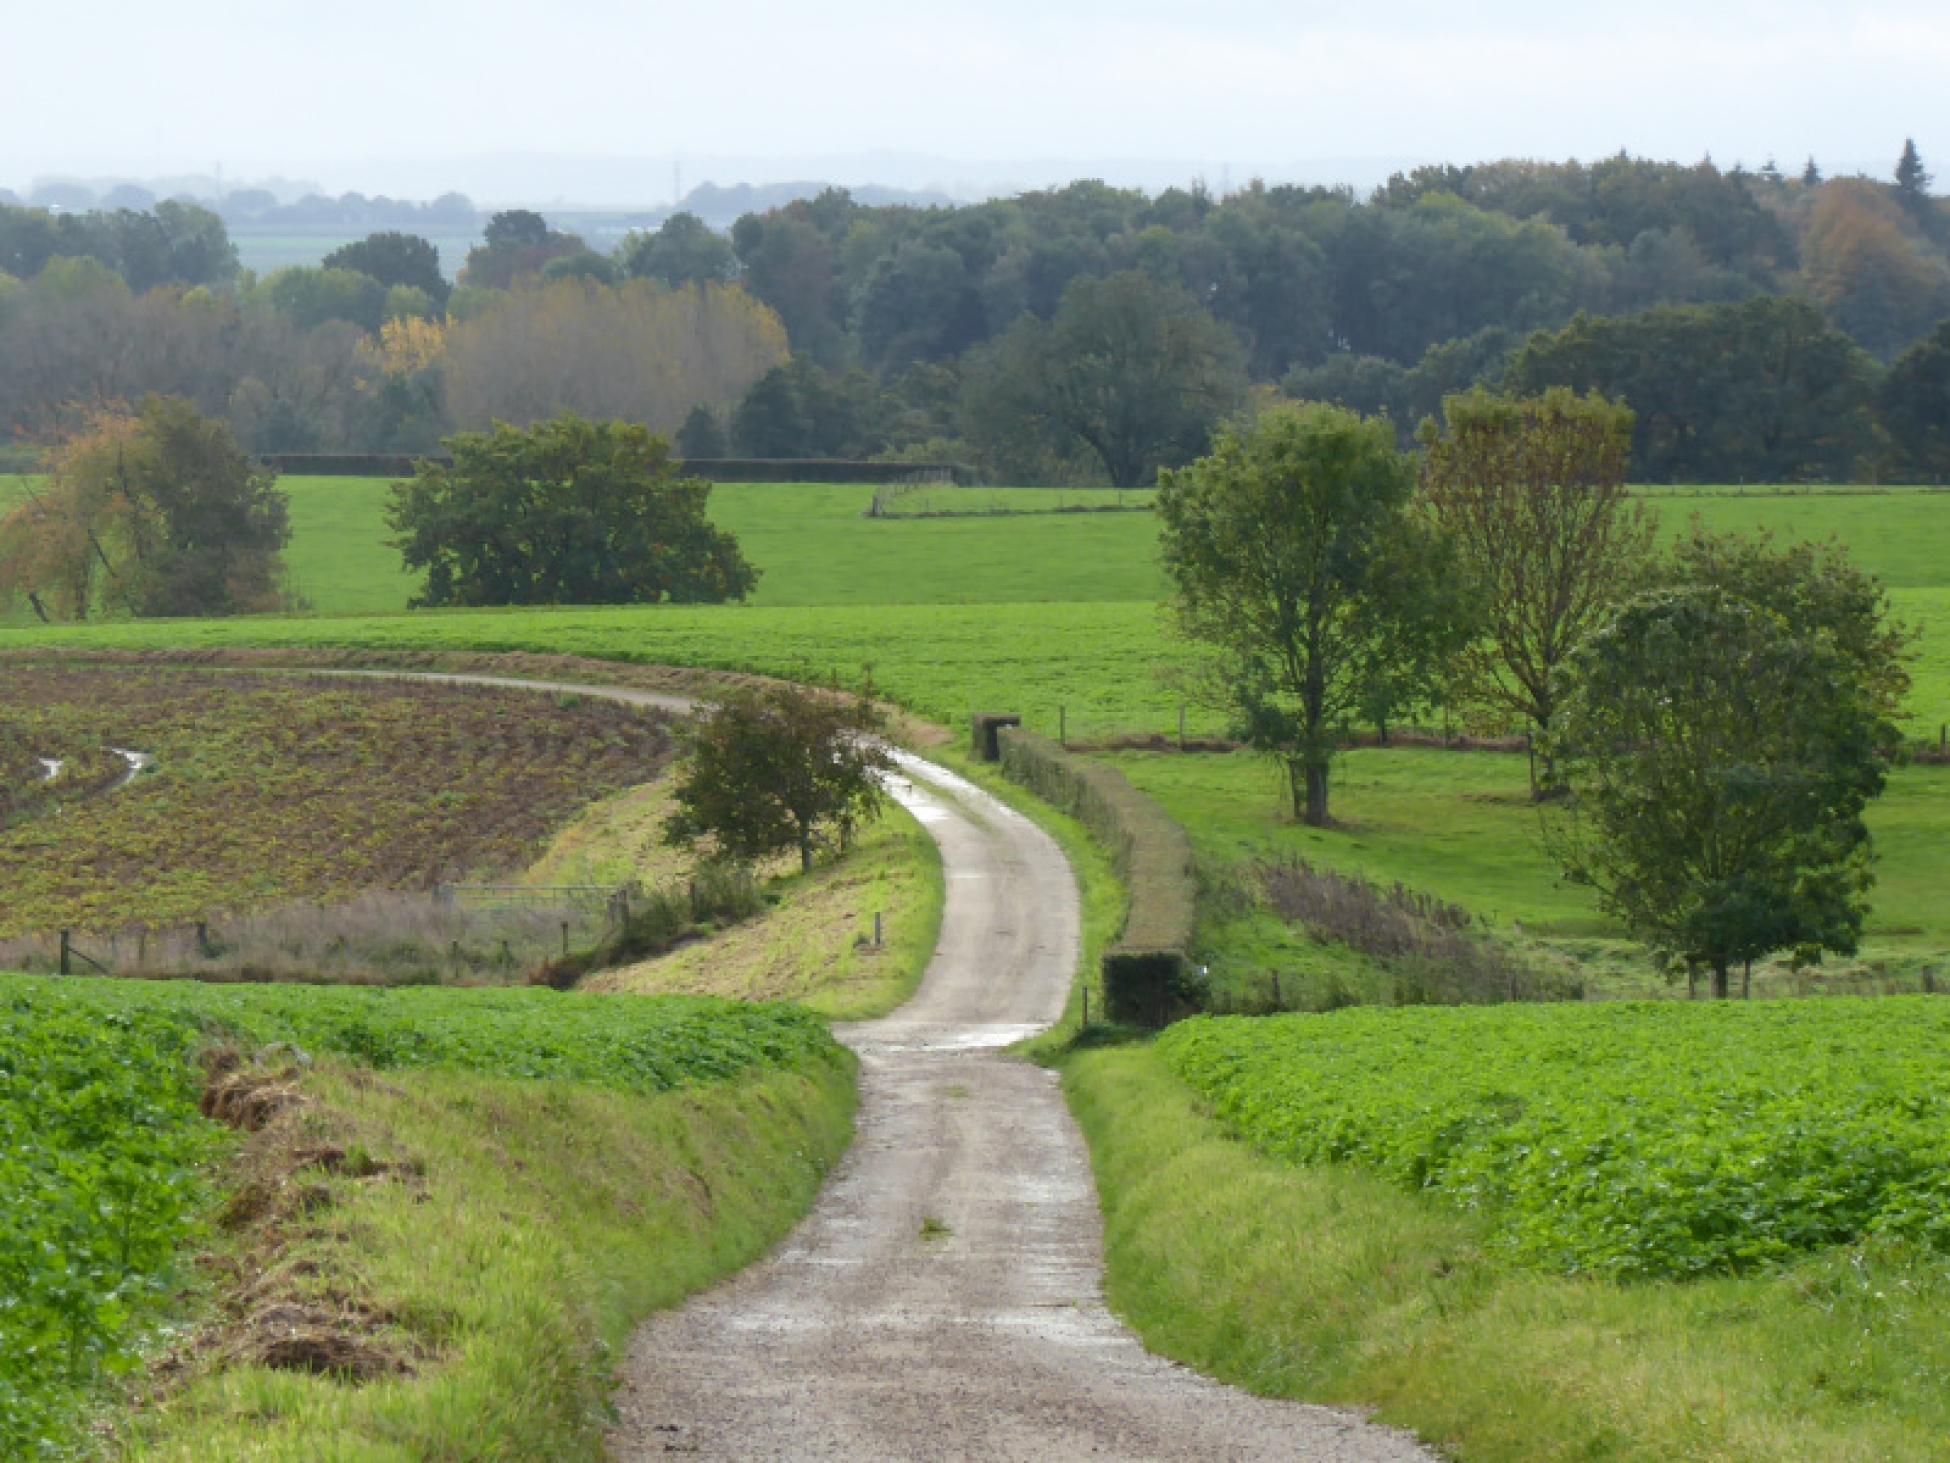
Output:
[586, 802, 945, 1021]
[1063, 1041, 1950, 1462]
[120, 1057, 853, 1460]
[0, 974, 853, 1458]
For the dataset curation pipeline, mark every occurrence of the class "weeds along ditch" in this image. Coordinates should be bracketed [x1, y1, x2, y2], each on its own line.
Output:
[1158, 999, 1950, 1281]
[0, 664, 678, 940]
[0, 971, 846, 1457]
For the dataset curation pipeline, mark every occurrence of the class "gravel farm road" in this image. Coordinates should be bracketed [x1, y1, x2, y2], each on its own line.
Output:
[335, 672, 1437, 1461]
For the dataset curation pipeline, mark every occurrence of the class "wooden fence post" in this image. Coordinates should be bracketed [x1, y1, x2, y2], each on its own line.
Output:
[60, 930, 71, 976]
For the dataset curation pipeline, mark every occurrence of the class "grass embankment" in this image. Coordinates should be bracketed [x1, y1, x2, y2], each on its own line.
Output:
[1065, 1020, 1950, 1462]
[0, 973, 854, 1461]
[0, 665, 676, 937]
[585, 800, 944, 1021]
[1108, 746, 1950, 1002]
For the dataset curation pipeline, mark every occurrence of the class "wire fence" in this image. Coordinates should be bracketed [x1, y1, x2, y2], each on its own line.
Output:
[0, 884, 637, 987]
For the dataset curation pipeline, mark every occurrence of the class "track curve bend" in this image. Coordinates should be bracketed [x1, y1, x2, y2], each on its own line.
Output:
[330, 670, 1434, 1461]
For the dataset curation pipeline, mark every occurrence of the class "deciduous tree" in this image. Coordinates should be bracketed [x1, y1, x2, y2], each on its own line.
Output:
[0, 397, 289, 619]
[1157, 403, 1471, 826]
[664, 684, 892, 873]
[965, 271, 1245, 488]
[1546, 588, 1887, 998]
[1878, 320, 1950, 478]
[1420, 388, 1651, 789]
[386, 413, 757, 608]
[322, 232, 450, 307]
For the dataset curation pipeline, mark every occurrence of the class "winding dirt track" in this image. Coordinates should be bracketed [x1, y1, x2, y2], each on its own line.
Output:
[339, 671, 1436, 1461]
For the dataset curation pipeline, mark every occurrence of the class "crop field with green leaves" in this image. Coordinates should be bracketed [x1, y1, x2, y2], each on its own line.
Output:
[0, 664, 676, 936]
[1159, 999, 1950, 1279]
[0, 971, 845, 1457]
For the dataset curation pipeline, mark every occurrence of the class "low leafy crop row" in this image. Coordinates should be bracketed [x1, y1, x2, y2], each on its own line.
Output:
[1159, 998, 1950, 1280]
[0, 984, 220, 1457]
[0, 971, 847, 1454]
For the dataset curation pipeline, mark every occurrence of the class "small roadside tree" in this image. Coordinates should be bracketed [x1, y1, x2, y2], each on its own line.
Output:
[1158, 402, 1471, 826]
[1545, 588, 1888, 998]
[387, 414, 757, 607]
[0, 396, 290, 620]
[1419, 387, 1652, 793]
[664, 684, 893, 873]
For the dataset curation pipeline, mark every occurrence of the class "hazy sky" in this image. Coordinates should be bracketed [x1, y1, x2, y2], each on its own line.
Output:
[6, 0, 1945, 200]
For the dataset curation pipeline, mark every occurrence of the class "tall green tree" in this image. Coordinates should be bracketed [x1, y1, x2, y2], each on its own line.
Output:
[1157, 403, 1470, 825]
[619, 212, 737, 289]
[1420, 388, 1651, 789]
[1508, 298, 1879, 481]
[322, 232, 450, 307]
[1663, 525, 1913, 734]
[664, 683, 892, 873]
[965, 271, 1245, 487]
[1896, 138, 1933, 204]
[1878, 320, 1950, 478]
[676, 404, 727, 459]
[387, 414, 756, 608]
[1546, 588, 1887, 998]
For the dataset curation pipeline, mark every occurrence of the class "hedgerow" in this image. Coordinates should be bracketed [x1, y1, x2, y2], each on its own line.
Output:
[1159, 998, 1950, 1280]
[0, 972, 847, 1454]
[995, 728, 1200, 1023]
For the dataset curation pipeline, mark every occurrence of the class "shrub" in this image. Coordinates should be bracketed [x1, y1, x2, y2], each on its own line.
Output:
[1260, 858, 1580, 1004]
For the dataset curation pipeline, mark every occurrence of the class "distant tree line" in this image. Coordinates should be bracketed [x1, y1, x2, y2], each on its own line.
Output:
[1, 145, 1946, 481]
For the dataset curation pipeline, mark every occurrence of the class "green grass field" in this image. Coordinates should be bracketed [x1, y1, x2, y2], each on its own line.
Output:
[9, 475, 1950, 735]
[1106, 746, 1950, 1001]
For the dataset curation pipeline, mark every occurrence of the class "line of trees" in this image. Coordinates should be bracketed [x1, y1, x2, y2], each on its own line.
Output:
[1160, 393, 1911, 997]
[1, 144, 1945, 480]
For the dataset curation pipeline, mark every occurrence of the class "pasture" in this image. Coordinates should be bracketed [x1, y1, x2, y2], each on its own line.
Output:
[9, 474, 1950, 732]
[1108, 747, 1950, 1001]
